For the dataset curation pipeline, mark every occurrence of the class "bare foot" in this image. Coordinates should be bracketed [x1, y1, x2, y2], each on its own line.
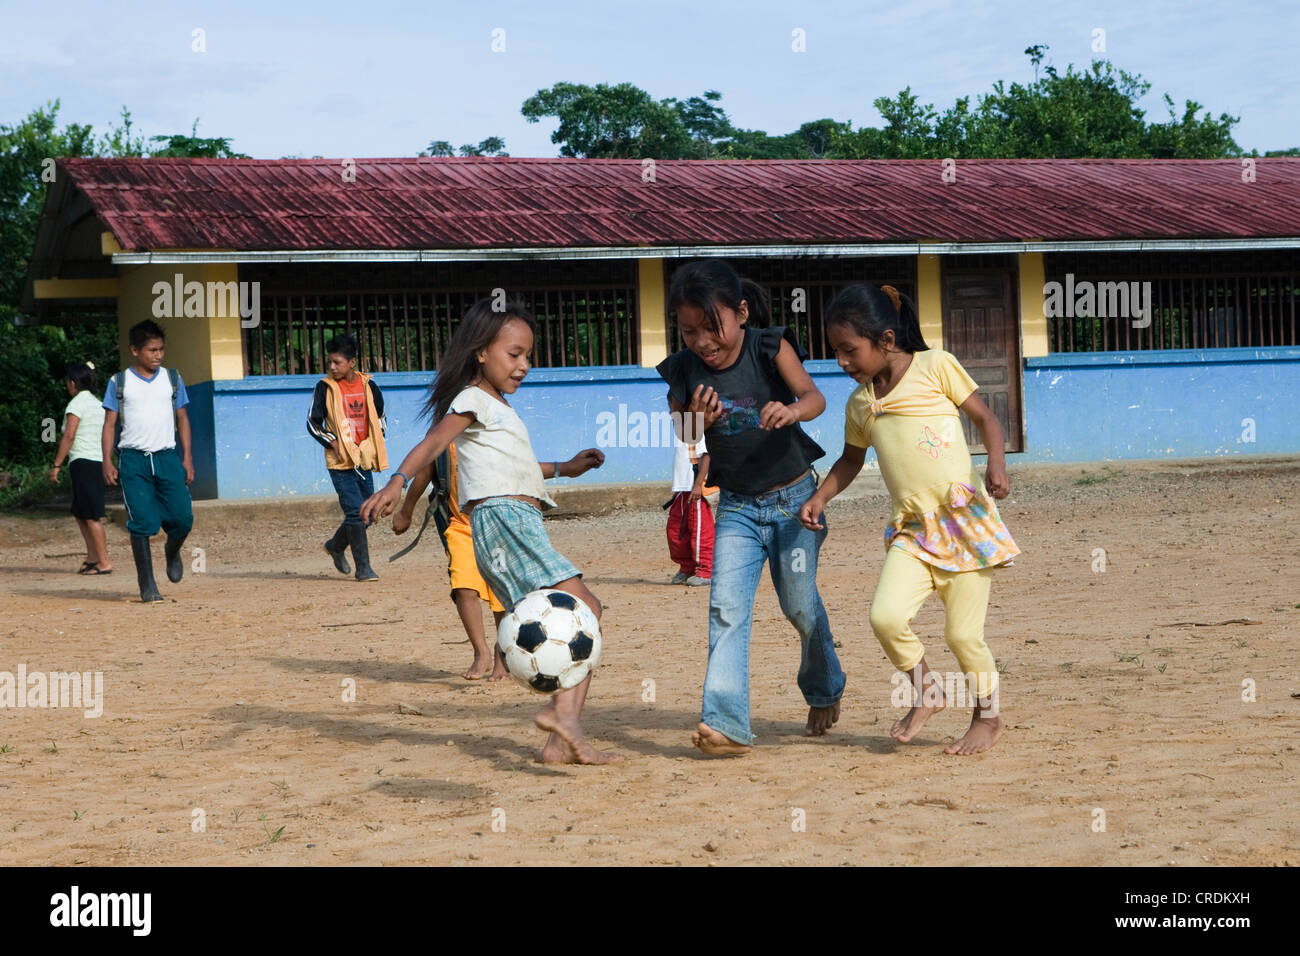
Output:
[534, 702, 580, 748]
[462, 652, 494, 680]
[944, 714, 1004, 755]
[691, 721, 751, 757]
[805, 701, 841, 737]
[891, 685, 945, 743]
[485, 659, 510, 682]
[538, 734, 622, 765]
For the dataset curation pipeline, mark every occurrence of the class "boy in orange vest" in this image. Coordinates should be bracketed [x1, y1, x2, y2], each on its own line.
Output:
[307, 333, 388, 581]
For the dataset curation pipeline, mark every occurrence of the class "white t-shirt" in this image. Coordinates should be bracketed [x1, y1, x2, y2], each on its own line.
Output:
[448, 386, 556, 510]
[671, 433, 708, 493]
[103, 367, 189, 453]
[64, 390, 105, 462]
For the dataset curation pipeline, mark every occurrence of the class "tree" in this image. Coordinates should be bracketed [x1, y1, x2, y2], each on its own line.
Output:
[834, 46, 1247, 159]
[421, 137, 508, 157]
[521, 82, 689, 158]
[0, 101, 244, 486]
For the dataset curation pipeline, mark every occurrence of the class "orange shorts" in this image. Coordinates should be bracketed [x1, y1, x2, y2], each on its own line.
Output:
[445, 515, 504, 613]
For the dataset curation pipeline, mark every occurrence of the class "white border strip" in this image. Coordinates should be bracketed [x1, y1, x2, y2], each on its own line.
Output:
[111, 237, 1300, 265]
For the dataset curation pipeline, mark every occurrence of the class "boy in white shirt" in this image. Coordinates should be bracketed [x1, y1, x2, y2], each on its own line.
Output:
[666, 433, 713, 586]
[101, 320, 194, 604]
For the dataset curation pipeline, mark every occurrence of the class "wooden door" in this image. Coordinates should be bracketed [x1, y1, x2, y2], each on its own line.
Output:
[941, 269, 1024, 453]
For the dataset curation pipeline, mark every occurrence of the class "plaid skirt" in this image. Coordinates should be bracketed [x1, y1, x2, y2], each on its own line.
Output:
[469, 497, 582, 611]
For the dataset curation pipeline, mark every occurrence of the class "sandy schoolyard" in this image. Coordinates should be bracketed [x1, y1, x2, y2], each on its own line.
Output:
[0, 457, 1297, 866]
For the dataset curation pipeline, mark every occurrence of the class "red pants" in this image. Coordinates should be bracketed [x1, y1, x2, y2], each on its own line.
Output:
[667, 492, 714, 578]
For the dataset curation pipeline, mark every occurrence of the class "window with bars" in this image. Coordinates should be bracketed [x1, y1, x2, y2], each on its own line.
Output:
[240, 262, 639, 375]
[1045, 251, 1300, 352]
[663, 256, 917, 360]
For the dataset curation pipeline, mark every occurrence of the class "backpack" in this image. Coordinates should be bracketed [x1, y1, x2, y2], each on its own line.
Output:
[427, 449, 453, 554]
[389, 449, 453, 563]
[112, 368, 180, 446]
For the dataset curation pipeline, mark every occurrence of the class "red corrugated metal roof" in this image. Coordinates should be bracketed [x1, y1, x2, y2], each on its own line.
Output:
[57, 156, 1300, 251]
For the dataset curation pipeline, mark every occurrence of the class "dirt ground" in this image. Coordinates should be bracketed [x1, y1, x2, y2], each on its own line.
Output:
[1, 457, 1297, 866]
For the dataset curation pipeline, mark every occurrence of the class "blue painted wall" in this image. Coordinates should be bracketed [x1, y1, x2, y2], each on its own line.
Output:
[1021, 346, 1300, 462]
[187, 346, 1299, 498]
[185, 380, 218, 500]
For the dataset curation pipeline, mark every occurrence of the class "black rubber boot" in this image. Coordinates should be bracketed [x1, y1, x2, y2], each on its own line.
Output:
[164, 531, 188, 584]
[324, 522, 351, 575]
[346, 523, 378, 582]
[131, 534, 164, 604]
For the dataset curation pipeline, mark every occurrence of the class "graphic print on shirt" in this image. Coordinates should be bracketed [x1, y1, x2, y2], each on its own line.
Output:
[341, 382, 368, 443]
[916, 424, 951, 459]
[716, 396, 760, 435]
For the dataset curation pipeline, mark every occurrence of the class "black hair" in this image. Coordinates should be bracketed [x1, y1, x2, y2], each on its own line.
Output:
[325, 332, 359, 361]
[823, 284, 929, 354]
[424, 296, 536, 421]
[66, 363, 95, 392]
[129, 319, 166, 349]
[667, 259, 772, 335]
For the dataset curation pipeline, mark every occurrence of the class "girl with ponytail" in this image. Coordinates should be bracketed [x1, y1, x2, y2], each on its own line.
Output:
[801, 284, 1020, 756]
[657, 259, 846, 756]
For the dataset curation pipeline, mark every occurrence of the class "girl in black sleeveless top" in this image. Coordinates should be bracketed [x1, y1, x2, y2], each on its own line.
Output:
[657, 260, 847, 755]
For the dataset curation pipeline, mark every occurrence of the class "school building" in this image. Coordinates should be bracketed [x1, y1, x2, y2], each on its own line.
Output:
[24, 156, 1300, 499]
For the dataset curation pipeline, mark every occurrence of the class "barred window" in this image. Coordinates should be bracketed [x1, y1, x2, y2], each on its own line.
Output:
[240, 261, 639, 375]
[663, 256, 917, 360]
[1045, 251, 1300, 352]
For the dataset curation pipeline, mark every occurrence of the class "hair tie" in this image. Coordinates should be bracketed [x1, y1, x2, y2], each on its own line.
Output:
[86, 361, 95, 370]
[880, 285, 902, 313]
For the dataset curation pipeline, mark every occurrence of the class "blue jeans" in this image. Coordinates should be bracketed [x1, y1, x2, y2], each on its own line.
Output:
[329, 468, 375, 526]
[704, 471, 846, 745]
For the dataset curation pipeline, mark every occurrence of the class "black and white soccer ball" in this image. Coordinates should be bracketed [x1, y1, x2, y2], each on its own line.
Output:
[497, 589, 602, 694]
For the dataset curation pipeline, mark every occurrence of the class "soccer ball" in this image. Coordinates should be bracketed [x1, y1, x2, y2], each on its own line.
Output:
[497, 589, 602, 694]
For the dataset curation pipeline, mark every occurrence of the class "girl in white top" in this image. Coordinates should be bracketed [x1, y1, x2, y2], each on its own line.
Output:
[361, 297, 615, 766]
[50, 362, 112, 574]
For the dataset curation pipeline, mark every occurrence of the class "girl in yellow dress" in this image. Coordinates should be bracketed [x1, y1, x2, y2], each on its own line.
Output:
[800, 284, 1020, 755]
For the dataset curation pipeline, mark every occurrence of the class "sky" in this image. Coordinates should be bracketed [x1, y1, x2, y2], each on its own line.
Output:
[2, 0, 1297, 157]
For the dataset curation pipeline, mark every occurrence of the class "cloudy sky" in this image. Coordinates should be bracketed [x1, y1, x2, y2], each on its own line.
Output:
[3, 0, 1296, 157]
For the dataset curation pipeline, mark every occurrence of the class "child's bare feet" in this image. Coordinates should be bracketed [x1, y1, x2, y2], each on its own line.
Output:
[485, 655, 510, 682]
[462, 650, 494, 680]
[691, 721, 751, 756]
[538, 734, 621, 765]
[805, 701, 841, 736]
[534, 702, 621, 764]
[945, 713, 1004, 755]
[891, 693, 945, 743]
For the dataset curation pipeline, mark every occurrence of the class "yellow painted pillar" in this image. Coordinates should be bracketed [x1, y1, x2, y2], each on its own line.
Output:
[638, 258, 668, 367]
[1018, 252, 1049, 357]
[916, 251, 944, 350]
[117, 262, 246, 383]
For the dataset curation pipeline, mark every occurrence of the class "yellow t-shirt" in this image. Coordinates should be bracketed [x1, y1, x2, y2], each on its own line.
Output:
[843, 349, 1019, 571]
[844, 349, 978, 513]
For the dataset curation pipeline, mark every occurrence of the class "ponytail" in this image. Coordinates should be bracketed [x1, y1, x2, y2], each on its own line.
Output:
[668, 259, 771, 334]
[824, 284, 929, 354]
[738, 278, 771, 328]
[66, 362, 96, 393]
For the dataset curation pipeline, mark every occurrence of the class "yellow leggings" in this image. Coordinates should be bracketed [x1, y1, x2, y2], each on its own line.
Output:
[868, 547, 998, 700]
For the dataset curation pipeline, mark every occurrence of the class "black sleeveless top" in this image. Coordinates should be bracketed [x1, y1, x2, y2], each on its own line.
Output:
[656, 327, 825, 496]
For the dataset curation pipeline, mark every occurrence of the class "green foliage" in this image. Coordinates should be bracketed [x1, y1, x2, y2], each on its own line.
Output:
[835, 48, 1244, 159]
[1, 103, 237, 496]
[522, 82, 690, 158]
[0, 101, 96, 313]
[0, 319, 118, 485]
[521, 47, 1261, 161]
[422, 137, 508, 158]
